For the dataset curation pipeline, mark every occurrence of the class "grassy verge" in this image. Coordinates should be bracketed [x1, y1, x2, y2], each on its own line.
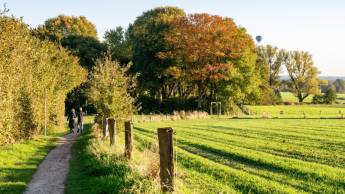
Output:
[0, 125, 68, 194]
[65, 117, 157, 194]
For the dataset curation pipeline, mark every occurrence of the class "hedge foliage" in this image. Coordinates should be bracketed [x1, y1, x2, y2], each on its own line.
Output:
[0, 17, 86, 144]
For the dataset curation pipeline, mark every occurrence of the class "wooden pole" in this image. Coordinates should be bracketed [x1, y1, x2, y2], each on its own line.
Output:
[108, 118, 116, 146]
[124, 121, 133, 159]
[44, 89, 47, 136]
[102, 117, 108, 137]
[157, 127, 174, 192]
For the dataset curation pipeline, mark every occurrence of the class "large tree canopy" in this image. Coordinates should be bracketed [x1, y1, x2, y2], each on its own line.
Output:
[61, 35, 105, 71]
[34, 15, 98, 41]
[284, 51, 319, 102]
[159, 13, 258, 107]
[128, 6, 186, 99]
[104, 26, 132, 65]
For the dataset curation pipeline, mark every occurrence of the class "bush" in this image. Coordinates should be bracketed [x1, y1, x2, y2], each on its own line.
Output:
[0, 16, 86, 144]
[312, 94, 324, 104]
[312, 87, 336, 104]
[87, 57, 136, 121]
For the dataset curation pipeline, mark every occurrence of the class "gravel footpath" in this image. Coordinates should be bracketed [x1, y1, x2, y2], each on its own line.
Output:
[24, 131, 78, 194]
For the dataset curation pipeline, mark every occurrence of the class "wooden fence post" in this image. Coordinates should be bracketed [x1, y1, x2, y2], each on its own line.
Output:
[102, 117, 108, 137]
[157, 127, 174, 192]
[124, 121, 133, 159]
[108, 118, 116, 146]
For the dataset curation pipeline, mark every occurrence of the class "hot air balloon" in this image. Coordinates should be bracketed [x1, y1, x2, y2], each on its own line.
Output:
[255, 35, 262, 43]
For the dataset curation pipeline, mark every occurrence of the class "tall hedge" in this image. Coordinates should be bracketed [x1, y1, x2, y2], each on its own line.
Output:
[0, 16, 86, 144]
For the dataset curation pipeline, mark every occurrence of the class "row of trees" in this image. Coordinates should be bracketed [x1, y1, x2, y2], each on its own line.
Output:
[256, 46, 319, 103]
[0, 15, 86, 144]
[21, 7, 323, 116]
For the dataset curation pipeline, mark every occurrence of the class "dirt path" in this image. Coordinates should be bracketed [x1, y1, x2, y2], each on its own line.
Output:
[24, 131, 78, 194]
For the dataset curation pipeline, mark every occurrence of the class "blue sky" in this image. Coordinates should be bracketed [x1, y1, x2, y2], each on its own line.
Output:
[3, 0, 345, 76]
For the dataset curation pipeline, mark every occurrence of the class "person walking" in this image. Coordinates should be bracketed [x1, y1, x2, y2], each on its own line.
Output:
[67, 109, 76, 133]
[77, 107, 84, 134]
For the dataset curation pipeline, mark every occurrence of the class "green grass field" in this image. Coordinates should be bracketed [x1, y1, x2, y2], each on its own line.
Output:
[0, 125, 68, 194]
[247, 105, 345, 118]
[134, 118, 345, 193]
[280, 92, 314, 103]
[280, 92, 345, 104]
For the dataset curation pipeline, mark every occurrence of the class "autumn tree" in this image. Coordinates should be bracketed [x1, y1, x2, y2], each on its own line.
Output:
[160, 13, 258, 108]
[34, 15, 98, 41]
[284, 51, 319, 102]
[128, 6, 186, 100]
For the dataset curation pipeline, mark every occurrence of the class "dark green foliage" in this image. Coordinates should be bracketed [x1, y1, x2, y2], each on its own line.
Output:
[137, 96, 198, 114]
[324, 86, 337, 104]
[312, 86, 337, 104]
[61, 35, 106, 71]
[312, 94, 324, 104]
[104, 26, 132, 65]
[128, 6, 186, 99]
[60, 35, 106, 114]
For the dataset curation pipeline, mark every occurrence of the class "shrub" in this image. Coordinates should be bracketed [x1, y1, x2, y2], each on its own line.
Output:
[87, 57, 136, 122]
[0, 16, 86, 144]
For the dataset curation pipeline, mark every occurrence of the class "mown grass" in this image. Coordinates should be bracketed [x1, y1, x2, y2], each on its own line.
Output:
[65, 117, 158, 194]
[247, 104, 345, 118]
[280, 92, 345, 104]
[0, 125, 68, 194]
[134, 118, 345, 193]
[280, 92, 314, 103]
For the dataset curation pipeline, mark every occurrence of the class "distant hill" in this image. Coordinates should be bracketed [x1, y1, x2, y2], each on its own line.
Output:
[280, 75, 345, 82]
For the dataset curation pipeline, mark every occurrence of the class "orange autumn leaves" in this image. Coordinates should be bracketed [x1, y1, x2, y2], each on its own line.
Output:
[157, 13, 254, 83]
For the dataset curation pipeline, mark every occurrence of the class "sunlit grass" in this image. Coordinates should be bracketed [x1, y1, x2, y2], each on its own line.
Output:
[134, 118, 345, 193]
[0, 125, 68, 194]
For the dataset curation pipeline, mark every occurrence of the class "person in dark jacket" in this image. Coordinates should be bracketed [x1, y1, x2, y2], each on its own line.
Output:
[67, 109, 76, 133]
[77, 107, 83, 134]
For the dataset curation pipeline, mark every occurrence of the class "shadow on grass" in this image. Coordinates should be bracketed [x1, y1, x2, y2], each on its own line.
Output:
[0, 135, 62, 194]
[65, 123, 145, 194]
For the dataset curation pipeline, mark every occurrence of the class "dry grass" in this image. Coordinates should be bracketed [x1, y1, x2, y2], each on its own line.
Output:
[134, 111, 209, 123]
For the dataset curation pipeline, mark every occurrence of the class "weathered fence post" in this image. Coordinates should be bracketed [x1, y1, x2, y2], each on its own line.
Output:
[124, 121, 133, 159]
[102, 117, 108, 137]
[108, 118, 116, 146]
[157, 127, 174, 192]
